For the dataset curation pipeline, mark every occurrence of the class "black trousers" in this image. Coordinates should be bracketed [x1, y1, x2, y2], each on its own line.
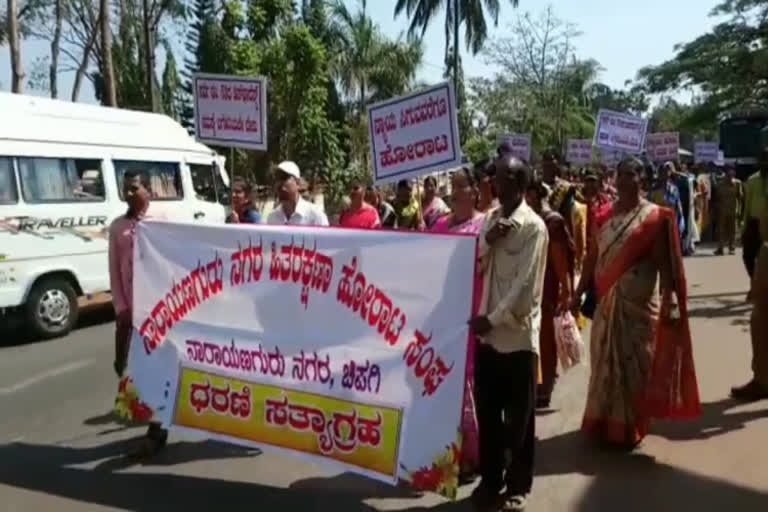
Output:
[474, 344, 536, 495]
[743, 218, 763, 279]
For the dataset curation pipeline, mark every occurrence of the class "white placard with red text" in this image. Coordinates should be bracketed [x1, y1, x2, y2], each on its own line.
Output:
[566, 139, 593, 165]
[497, 133, 532, 162]
[593, 109, 648, 154]
[194, 72, 268, 151]
[694, 141, 720, 164]
[645, 132, 679, 162]
[127, 220, 474, 496]
[368, 83, 462, 185]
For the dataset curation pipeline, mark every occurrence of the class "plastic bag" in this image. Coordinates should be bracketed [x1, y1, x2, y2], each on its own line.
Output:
[554, 312, 585, 371]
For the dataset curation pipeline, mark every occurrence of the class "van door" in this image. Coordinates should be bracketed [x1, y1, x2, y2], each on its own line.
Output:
[112, 159, 193, 221]
[187, 159, 228, 223]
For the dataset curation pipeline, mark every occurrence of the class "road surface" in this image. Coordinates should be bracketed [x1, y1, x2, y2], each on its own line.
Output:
[0, 250, 766, 511]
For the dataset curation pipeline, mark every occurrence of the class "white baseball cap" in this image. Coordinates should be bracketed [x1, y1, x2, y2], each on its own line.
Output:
[276, 161, 301, 179]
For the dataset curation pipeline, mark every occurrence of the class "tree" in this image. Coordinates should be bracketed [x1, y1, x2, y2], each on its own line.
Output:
[7, 0, 24, 92]
[161, 42, 181, 118]
[49, 0, 62, 98]
[394, 0, 518, 95]
[100, 0, 117, 105]
[331, 0, 422, 115]
[586, 82, 649, 116]
[471, 7, 599, 152]
[180, 0, 215, 130]
[637, 0, 768, 125]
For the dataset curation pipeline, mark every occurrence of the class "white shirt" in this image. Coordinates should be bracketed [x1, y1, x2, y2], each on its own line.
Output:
[266, 197, 329, 226]
[478, 201, 548, 354]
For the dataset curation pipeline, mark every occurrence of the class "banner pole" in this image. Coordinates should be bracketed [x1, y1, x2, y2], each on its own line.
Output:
[230, 146, 235, 214]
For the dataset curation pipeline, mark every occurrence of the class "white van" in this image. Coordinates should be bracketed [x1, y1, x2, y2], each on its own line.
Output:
[0, 93, 230, 338]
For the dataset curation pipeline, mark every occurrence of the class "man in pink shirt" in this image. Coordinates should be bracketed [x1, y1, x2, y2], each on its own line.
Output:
[109, 169, 168, 456]
[339, 181, 381, 229]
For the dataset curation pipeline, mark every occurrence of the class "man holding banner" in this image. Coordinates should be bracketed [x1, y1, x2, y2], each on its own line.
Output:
[470, 155, 548, 512]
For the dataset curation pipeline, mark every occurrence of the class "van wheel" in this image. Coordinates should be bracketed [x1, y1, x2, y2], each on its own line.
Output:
[25, 278, 79, 339]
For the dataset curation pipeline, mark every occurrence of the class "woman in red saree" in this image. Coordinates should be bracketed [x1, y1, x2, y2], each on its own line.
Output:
[574, 156, 701, 449]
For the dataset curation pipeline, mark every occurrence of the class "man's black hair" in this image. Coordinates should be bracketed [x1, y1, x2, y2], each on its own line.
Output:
[123, 169, 151, 190]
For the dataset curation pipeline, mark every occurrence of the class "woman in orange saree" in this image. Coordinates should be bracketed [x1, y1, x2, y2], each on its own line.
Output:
[574, 156, 701, 449]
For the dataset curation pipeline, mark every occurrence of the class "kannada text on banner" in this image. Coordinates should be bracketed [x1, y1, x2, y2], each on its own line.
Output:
[174, 367, 403, 477]
[128, 221, 475, 499]
[194, 72, 268, 151]
[593, 109, 648, 154]
[367, 82, 462, 185]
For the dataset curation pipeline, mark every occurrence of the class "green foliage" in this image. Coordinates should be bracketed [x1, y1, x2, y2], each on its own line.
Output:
[638, 0, 768, 125]
[463, 133, 494, 164]
[394, 0, 518, 58]
[161, 44, 182, 119]
[470, 7, 600, 155]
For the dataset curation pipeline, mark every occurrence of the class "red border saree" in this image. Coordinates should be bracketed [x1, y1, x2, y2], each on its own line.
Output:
[582, 200, 700, 447]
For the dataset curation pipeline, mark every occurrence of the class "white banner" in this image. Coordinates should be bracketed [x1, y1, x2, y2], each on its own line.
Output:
[497, 133, 532, 162]
[645, 132, 679, 162]
[694, 141, 720, 164]
[566, 139, 593, 165]
[194, 72, 268, 151]
[593, 109, 648, 154]
[368, 83, 462, 185]
[128, 220, 475, 498]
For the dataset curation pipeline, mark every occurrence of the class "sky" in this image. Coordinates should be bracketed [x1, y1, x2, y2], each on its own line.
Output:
[0, 0, 725, 103]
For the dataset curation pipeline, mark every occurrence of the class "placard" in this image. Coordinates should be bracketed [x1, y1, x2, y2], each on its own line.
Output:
[566, 139, 593, 165]
[194, 72, 268, 151]
[127, 221, 475, 499]
[497, 133, 532, 162]
[694, 141, 720, 164]
[368, 83, 462, 184]
[593, 109, 648, 154]
[645, 132, 679, 162]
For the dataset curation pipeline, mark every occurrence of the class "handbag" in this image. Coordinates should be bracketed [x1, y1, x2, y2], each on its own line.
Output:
[554, 312, 586, 371]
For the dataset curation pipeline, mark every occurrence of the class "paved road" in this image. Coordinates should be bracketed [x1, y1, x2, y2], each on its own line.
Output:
[0, 250, 766, 511]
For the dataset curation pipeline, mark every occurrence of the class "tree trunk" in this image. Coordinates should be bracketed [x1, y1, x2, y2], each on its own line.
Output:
[453, 0, 459, 104]
[7, 0, 24, 93]
[100, 0, 117, 106]
[72, 26, 98, 101]
[50, 0, 63, 98]
[142, 0, 155, 111]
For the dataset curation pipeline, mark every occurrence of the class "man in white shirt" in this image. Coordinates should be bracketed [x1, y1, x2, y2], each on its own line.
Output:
[470, 155, 548, 512]
[266, 161, 329, 226]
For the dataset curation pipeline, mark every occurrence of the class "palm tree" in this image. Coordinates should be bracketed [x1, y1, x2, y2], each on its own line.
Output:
[331, 0, 422, 115]
[394, 0, 519, 94]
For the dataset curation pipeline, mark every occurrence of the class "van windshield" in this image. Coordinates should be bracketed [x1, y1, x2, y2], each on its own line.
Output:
[0, 157, 18, 204]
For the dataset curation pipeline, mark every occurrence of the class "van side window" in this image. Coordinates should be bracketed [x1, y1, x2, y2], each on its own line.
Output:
[190, 164, 217, 203]
[0, 157, 17, 204]
[18, 158, 104, 203]
[114, 160, 183, 200]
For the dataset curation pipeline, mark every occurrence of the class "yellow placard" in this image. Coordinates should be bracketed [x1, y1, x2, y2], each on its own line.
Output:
[173, 367, 403, 478]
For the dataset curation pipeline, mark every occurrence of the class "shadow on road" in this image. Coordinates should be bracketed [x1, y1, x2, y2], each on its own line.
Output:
[687, 297, 752, 319]
[0, 439, 341, 512]
[0, 430, 767, 511]
[536, 426, 768, 512]
[653, 399, 768, 441]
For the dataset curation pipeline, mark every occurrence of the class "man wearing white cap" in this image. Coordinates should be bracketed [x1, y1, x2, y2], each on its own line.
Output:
[266, 161, 329, 226]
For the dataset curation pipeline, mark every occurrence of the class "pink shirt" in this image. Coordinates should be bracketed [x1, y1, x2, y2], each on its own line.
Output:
[108, 215, 139, 315]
